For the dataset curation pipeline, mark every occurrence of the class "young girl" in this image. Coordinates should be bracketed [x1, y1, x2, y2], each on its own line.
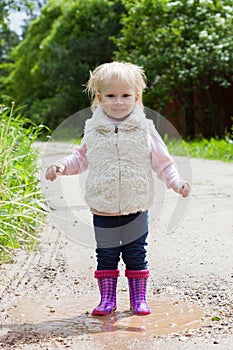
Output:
[45, 61, 190, 316]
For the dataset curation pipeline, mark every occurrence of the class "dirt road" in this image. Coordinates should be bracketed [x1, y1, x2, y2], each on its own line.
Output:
[0, 158, 233, 349]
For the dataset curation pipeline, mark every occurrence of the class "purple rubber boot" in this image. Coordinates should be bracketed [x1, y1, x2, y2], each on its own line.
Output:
[92, 270, 120, 316]
[125, 269, 151, 316]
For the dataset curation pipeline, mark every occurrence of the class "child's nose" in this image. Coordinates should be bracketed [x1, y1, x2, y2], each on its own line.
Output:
[115, 97, 123, 104]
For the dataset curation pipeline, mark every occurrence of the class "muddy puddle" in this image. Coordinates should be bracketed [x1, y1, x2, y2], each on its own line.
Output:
[5, 294, 203, 340]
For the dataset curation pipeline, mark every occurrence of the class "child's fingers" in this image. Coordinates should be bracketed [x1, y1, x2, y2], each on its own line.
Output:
[45, 165, 58, 181]
[180, 183, 190, 198]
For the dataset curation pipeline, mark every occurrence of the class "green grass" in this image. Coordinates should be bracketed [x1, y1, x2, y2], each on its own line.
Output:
[0, 103, 46, 264]
[166, 136, 233, 162]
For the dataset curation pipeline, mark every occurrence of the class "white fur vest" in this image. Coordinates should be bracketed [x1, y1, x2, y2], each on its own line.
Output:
[84, 105, 155, 215]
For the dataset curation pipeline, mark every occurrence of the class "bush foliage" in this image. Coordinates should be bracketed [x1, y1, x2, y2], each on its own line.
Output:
[114, 0, 233, 137]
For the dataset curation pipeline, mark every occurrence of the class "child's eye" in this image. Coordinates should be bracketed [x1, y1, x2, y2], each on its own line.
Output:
[123, 94, 131, 97]
[106, 94, 114, 98]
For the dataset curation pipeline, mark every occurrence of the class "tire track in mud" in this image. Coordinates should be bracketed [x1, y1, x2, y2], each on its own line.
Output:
[0, 225, 64, 300]
[0, 226, 72, 349]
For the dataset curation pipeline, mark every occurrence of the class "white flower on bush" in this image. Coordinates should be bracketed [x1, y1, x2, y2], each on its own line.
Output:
[199, 30, 208, 39]
[215, 14, 225, 26]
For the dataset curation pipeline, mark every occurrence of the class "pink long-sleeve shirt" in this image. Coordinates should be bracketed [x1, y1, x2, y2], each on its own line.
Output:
[60, 122, 186, 193]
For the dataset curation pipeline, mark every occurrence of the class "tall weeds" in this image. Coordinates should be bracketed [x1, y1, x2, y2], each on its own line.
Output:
[0, 103, 45, 263]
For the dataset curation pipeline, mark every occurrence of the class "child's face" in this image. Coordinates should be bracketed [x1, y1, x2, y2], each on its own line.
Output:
[97, 79, 139, 119]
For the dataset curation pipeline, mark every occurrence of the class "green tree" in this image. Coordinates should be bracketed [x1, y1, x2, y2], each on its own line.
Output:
[0, 27, 20, 63]
[3, 0, 124, 129]
[115, 0, 233, 137]
[0, 27, 20, 103]
[0, 0, 32, 25]
[0, 1, 43, 104]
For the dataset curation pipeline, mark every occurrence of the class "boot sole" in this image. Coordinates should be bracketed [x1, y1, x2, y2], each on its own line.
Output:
[92, 307, 117, 316]
[133, 311, 152, 316]
[130, 306, 152, 316]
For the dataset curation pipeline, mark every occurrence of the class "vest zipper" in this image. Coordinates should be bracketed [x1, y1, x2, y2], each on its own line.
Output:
[114, 125, 121, 214]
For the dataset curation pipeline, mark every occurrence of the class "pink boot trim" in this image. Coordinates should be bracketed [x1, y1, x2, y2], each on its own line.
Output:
[94, 269, 120, 278]
[125, 269, 150, 279]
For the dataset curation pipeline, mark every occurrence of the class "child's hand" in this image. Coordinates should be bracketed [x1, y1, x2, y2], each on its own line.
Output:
[45, 165, 63, 181]
[179, 183, 190, 198]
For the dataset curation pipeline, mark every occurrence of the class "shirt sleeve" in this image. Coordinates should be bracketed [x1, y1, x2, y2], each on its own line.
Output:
[61, 140, 88, 175]
[150, 127, 186, 192]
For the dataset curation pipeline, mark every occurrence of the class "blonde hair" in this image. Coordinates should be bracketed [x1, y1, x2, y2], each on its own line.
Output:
[86, 61, 147, 110]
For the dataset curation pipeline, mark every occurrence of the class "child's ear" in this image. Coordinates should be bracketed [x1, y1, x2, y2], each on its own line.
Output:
[97, 92, 102, 102]
[135, 92, 140, 102]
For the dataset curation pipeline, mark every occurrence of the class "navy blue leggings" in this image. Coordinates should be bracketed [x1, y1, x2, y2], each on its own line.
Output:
[93, 211, 149, 270]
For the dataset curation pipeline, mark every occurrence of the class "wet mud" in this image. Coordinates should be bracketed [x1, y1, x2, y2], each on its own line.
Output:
[1, 293, 204, 350]
[6, 294, 203, 336]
